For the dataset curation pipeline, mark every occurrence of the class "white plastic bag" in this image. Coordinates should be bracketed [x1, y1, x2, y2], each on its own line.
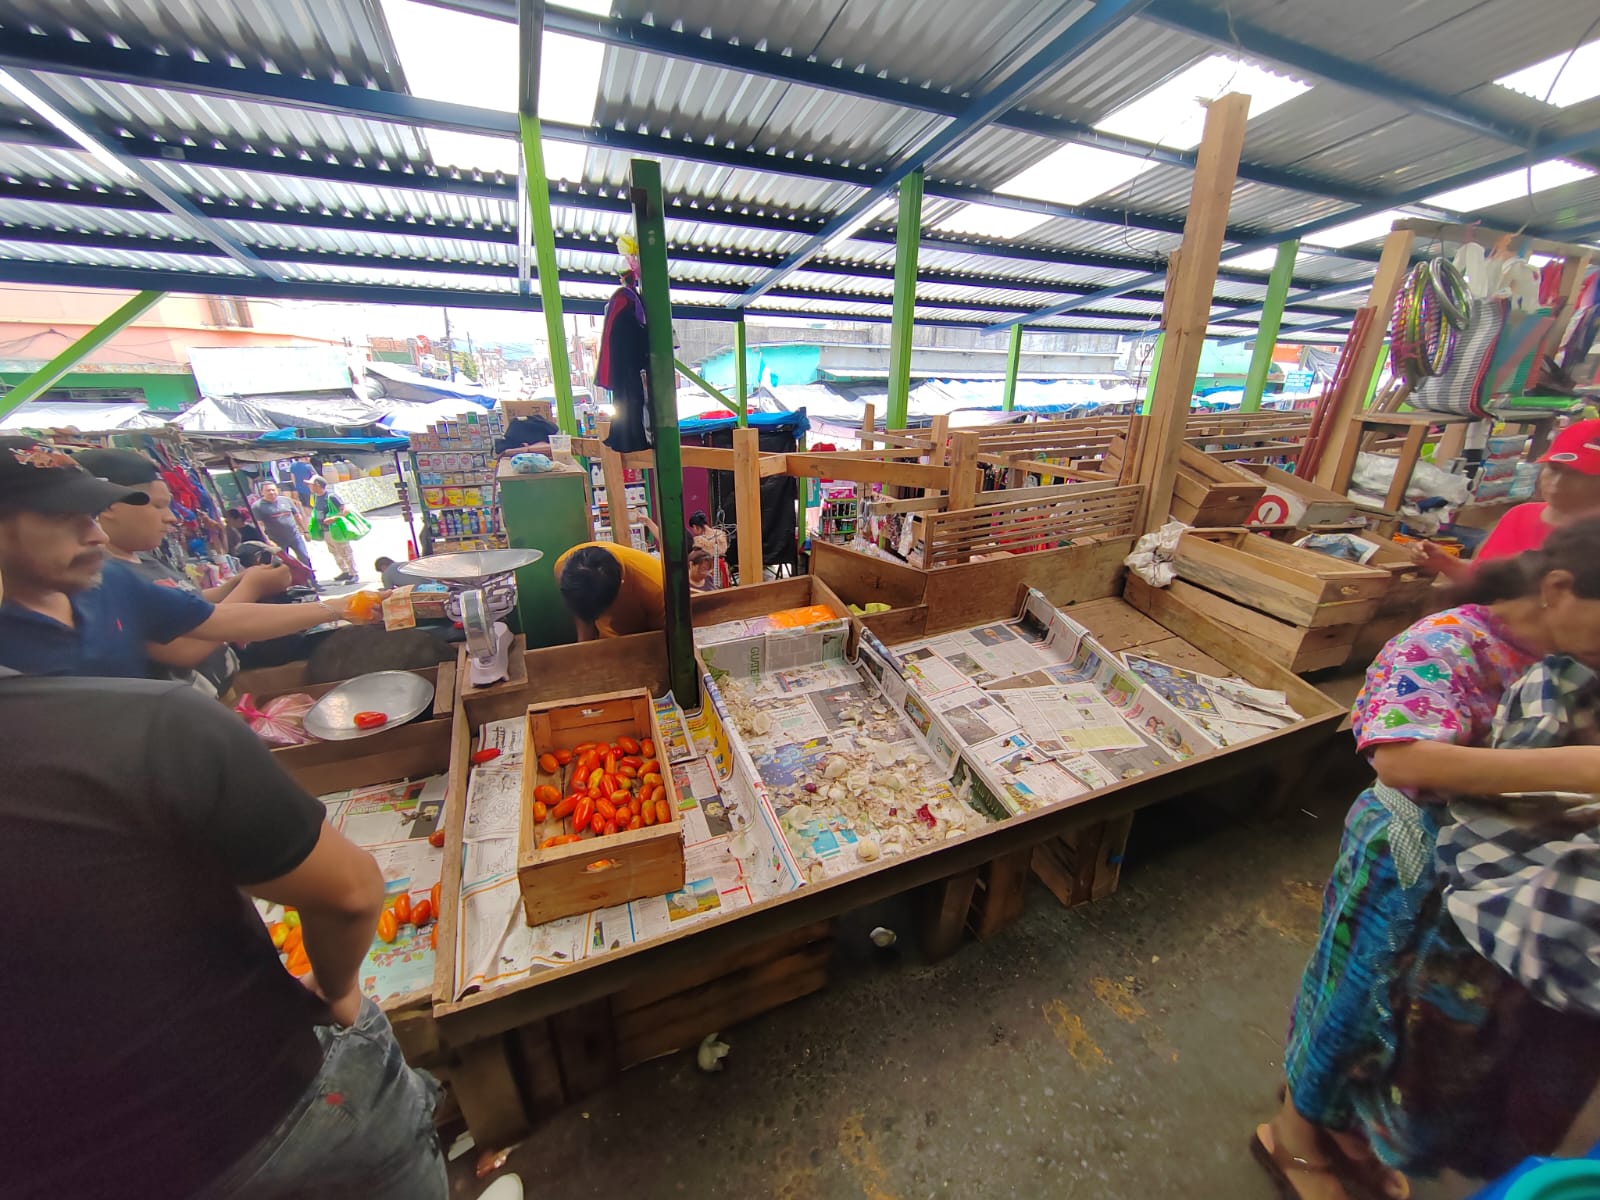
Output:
[1124, 520, 1188, 587]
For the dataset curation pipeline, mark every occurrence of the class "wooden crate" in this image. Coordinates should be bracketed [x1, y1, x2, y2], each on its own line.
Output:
[1031, 814, 1134, 908]
[1144, 577, 1359, 673]
[1173, 528, 1390, 628]
[906, 482, 1141, 568]
[1170, 444, 1269, 526]
[612, 921, 834, 1068]
[1241, 463, 1362, 528]
[516, 689, 685, 926]
[1364, 538, 1440, 616]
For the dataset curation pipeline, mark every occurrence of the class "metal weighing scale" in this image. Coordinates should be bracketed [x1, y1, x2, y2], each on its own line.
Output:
[402, 547, 543, 687]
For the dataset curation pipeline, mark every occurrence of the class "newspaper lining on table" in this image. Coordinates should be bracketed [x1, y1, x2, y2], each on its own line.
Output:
[451, 708, 803, 1001]
[257, 773, 449, 1005]
[882, 589, 1299, 815]
[700, 618, 980, 880]
[449, 592, 1305, 1002]
[1118, 653, 1296, 748]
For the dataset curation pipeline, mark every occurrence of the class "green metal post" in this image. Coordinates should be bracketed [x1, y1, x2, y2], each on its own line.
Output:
[519, 112, 577, 435]
[674, 358, 739, 416]
[0, 290, 163, 418]
[1240, 239, 1298, 413]
[1002, 324, 1023, 412]
[630, 158, 697, 708]
[1364, 343, 1389, 409]
[733, 315, 749, 426]
[885, 169, 923, 430]
[1139, 333, 1165, 416]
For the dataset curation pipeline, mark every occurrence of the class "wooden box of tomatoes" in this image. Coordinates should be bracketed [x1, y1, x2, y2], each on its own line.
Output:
[516, 688, 685, 926]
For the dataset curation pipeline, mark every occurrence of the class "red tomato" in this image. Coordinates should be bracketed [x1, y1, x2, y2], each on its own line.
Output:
[552, 795, 578, 820]
[532, 800, 548, 823]
[554, 748, 574, 766]
[640, 738, 655, 759]
[352, 710, 388, 730]
[427, 828, 447, 848]
[573, 796, 593, 833]
[603, 820, 618, 836]
[376, 911, 398, 944]
[617, 736, 641, 755]
[411, 898, 433, 927]
[393, 893, 413, 925]
[537, 753, 559, 775]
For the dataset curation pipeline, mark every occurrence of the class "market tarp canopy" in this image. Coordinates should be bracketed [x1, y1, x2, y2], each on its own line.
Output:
[364, 362, 496, 408]
[380, 398, 502, 433]
[171, 395, 278, 434]
[0, 401, 161, 432]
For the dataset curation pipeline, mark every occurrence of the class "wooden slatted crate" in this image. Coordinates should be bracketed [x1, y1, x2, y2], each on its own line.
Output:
[1173, 528, 1390, 627]
[516, 689, 685, 927]
[906, 482, 1142, 568]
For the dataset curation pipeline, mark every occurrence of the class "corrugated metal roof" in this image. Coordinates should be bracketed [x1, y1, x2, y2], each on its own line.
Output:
[0, 0, 1592, 334]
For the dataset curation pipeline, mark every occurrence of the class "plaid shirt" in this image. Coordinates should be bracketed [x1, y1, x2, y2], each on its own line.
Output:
[1436, 654, 1600, 1017]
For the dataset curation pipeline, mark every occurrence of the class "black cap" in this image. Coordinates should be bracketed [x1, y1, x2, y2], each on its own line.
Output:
[0, 436, 151, 514]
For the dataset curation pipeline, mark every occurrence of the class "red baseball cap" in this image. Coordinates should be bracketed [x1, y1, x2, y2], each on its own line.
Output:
[1539, 419, 1600, 476]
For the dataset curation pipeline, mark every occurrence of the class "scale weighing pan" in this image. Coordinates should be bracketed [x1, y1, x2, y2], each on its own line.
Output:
[402, 548, 543, 581]
[304, 670, 436, 741]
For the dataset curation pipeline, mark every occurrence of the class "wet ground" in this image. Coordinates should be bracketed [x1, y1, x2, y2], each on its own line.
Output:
[449, 742, 1478, 1200]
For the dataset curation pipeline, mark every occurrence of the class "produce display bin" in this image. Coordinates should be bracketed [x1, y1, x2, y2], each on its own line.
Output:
[1168, 444, 1267, 526]
[1173, 528, 1390, 628]
[516, 689, 686, 926]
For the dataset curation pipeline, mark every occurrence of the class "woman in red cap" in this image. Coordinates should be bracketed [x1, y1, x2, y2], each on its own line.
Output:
[1415, 417, 1600, 580]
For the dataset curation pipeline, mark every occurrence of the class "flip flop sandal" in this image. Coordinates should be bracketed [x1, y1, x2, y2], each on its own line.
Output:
[1251, 1123, 1342, 1200]
[1271, 1087, 1411, 1200]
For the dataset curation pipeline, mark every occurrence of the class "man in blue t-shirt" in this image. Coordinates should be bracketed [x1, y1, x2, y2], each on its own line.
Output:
[0, 437, 380, 679]
[286, 456, 317, 507]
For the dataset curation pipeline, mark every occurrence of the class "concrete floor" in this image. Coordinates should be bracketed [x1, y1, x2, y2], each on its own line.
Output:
[450, 744, 1478, 1200]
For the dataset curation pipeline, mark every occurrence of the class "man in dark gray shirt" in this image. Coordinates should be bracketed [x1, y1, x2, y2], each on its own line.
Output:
[3, 666, 447, 1199]
[252, 479, 318, 584]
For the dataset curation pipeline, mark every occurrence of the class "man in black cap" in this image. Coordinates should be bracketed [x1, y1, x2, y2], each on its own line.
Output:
[0, 554, 447, 1199]
[0, 436, 378, 679]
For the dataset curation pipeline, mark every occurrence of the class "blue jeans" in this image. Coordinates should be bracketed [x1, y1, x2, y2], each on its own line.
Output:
[196, 998, 446, 1200]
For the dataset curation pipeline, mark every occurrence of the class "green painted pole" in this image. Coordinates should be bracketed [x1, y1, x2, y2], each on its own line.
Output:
[630, 158, 697, 707]
[519, 112, 577, 435]
[1364, 343, 1389, 409]
[885, 169, 923, 430]
[674, 358, 739, 416]
[1002, 324, 1023, 412]
[1240, 239, 1298, 413]
[0, 290, 164, 418]
[733, 315, 749, 426]
[1139, 333, 1165, 416]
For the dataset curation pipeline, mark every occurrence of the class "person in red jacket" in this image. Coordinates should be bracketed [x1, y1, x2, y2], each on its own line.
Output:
[1415, 418, 1600, 581]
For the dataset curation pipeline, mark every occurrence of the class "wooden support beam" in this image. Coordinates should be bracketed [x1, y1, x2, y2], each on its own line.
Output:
[860, 401, 875, 450]
[947, 430, 980, 515]
[1312, 229, 1417, 492]
[600, 444, 632, 546]
[733, 425, 763, 586]
[785, 454, 952, 491]
[928, 413, 950, 467]
[1133, 93, 1251, 533]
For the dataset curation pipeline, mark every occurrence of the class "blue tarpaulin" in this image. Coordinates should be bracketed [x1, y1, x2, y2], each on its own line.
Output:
[254, 428, 410, 451]
[678, 409, 810, 438]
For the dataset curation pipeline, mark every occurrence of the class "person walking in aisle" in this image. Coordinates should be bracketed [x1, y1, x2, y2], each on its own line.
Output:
[309, 474, 359, 584]
[2, 556, 446, 1198]
[1255, 518, 1600, 1200]
[253, 479, 318, 585]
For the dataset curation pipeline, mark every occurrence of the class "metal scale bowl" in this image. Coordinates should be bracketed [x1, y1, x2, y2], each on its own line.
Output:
[402, 547, 543, 686]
